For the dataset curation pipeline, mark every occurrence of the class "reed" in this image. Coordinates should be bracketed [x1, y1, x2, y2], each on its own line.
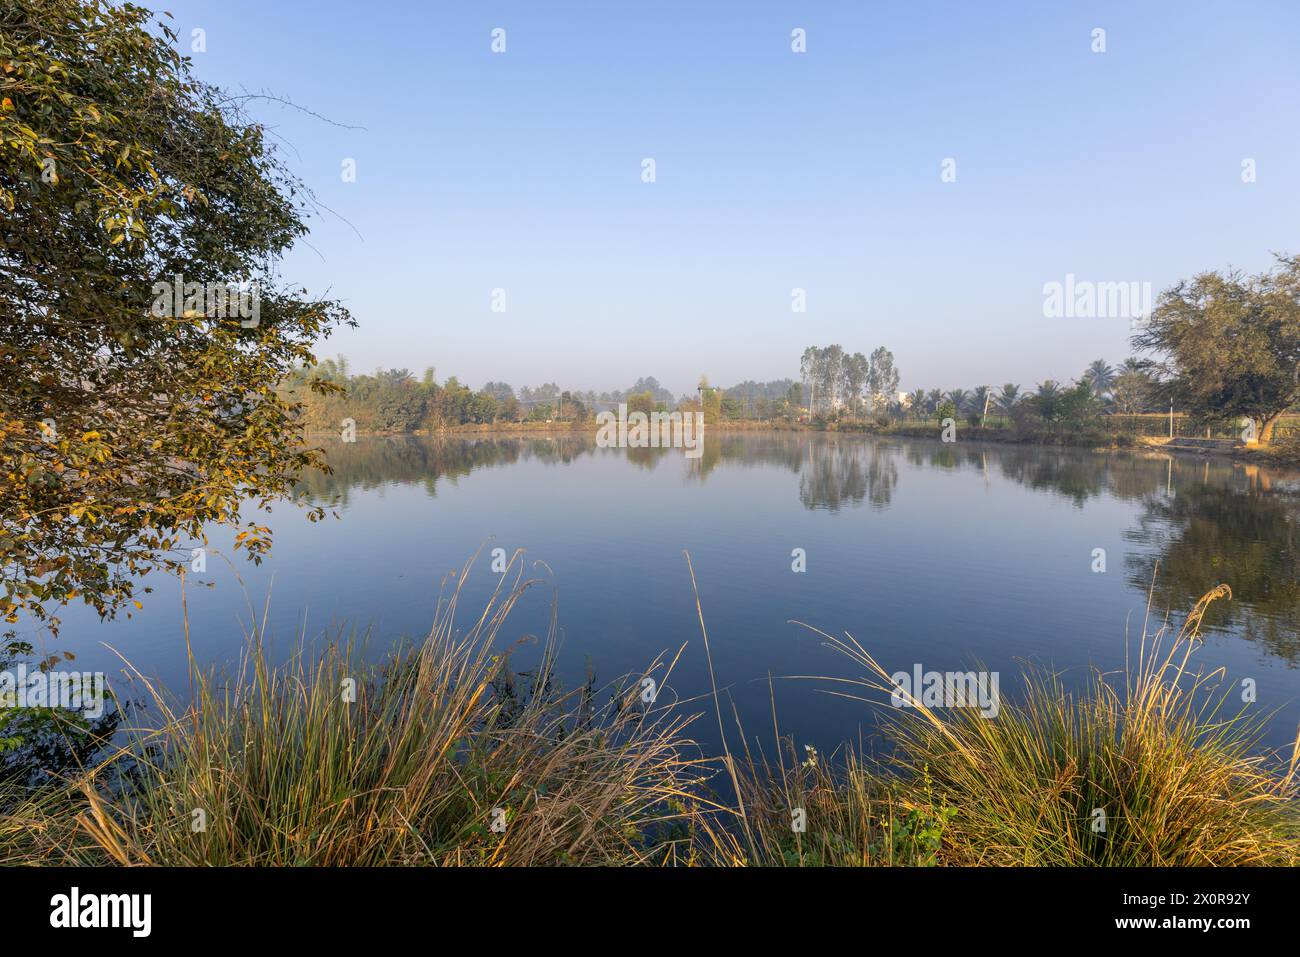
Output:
[4, 551, 723, 865]
[3, 562, 1296, 866]
[769, 582, 1300, 865]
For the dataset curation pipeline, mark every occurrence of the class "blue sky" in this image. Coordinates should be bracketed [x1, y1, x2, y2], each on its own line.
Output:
[160, 0, 1299, 396]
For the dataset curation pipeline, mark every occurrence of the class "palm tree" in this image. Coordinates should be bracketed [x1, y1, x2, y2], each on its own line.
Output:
[997, 383, 1021, 414]
[909, 388, 926, 418]
[946, 389, 970, 414]
[971, 385, 992, 424]
[1032, 380, 1063, 423]
[1084, 359, 1114, 396]
[926, 389, 943, 414]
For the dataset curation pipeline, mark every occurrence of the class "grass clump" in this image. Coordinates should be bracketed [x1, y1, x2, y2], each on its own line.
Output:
[5, 552, 721, 866]
[765, 582, 1300, 866]
[2, 560, 1296, 867]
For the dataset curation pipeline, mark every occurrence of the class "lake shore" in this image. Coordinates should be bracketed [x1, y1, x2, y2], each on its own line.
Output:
[4, 568, 1296, 867]
[304, 420, 1300, 470]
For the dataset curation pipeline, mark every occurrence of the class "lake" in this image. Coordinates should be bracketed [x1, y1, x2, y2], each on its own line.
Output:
[40, 432, 1300, 756]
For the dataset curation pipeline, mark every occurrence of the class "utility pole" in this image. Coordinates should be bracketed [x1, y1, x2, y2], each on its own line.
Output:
[1169, 402, 1174, 439]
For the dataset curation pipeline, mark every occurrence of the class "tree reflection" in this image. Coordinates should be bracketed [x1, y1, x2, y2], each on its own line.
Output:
[295, 435, 598, 504]
[796, 439, 898, 511]
[299, 434, 1298, 663]
[1126, 481, 1300, 663]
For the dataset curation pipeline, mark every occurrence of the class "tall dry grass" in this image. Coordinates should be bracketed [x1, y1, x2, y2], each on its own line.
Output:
[5, 551, 726, 865]
[767, 582, 1300, 865]
[3, 559, 1297, 866]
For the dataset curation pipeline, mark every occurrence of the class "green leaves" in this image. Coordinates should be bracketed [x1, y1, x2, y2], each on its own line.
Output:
[1, 0, 355, 636]
[1134, 256, 1300, 445]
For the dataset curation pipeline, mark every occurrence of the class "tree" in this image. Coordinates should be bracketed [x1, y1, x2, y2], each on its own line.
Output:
[627, 376, 675, 406]
[819, 345, 845, 411]
[785, 381, 803, 417]
[1110, 370, 1151, 414]
[1058, 380, 1102, 431]
[971, 385, 992, 425]
[1133, 256, 1300, 446]
[481, 381, 515, 402]
[799, 347, 822, 414]
[843, 352, 868, 416]
[868, 346, 899, 412]
[1084, 359, 1115, 397]
[946, 389, 970, 414]
[996, 384, 1021, 414]
[696, 377, 721, 423]
[0, 1, 354, 639]
[626, 391, 656, 417]
[1028, 381, 1064, 427]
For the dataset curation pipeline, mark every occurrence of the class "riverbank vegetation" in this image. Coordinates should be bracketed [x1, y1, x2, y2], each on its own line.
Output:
[282, 283, 1299, 456]
[3, 557, 1296, 867]
[280, 256, 1300, 452]
[280, 356, 1300, 466]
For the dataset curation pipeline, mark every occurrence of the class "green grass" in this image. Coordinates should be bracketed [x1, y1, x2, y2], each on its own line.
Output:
[3, 559, 1297, 866]
[735, 584, 1299, 866]
[2, 552, 723, 865]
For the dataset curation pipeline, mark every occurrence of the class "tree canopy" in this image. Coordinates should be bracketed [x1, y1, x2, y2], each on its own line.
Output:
[1133, 255, 1300, 445]
[1, 0, 353, 641]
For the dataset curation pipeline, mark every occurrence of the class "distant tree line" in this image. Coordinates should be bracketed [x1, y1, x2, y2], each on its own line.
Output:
[283, 249, 1300, 443]
[280, 363, 801, 431]
[902, 358, 1157, 434]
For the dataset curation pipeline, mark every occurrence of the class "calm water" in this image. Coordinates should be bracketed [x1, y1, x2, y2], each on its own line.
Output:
[40, 433, 1300, 754]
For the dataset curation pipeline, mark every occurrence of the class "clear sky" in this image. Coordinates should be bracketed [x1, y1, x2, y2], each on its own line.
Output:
[159, 0, 1299, 396]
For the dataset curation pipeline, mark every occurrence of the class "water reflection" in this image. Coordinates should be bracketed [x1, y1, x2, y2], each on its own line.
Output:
[301, 433, 1300, 662]
[1126, 481, 1300, 663]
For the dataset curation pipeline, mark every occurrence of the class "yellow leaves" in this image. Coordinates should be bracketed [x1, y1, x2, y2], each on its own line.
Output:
[1, 97, 12, 111]
[132, 600, 143, 610]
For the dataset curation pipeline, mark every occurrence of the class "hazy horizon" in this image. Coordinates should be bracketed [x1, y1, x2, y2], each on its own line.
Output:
[159, 0, 1300, 396]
